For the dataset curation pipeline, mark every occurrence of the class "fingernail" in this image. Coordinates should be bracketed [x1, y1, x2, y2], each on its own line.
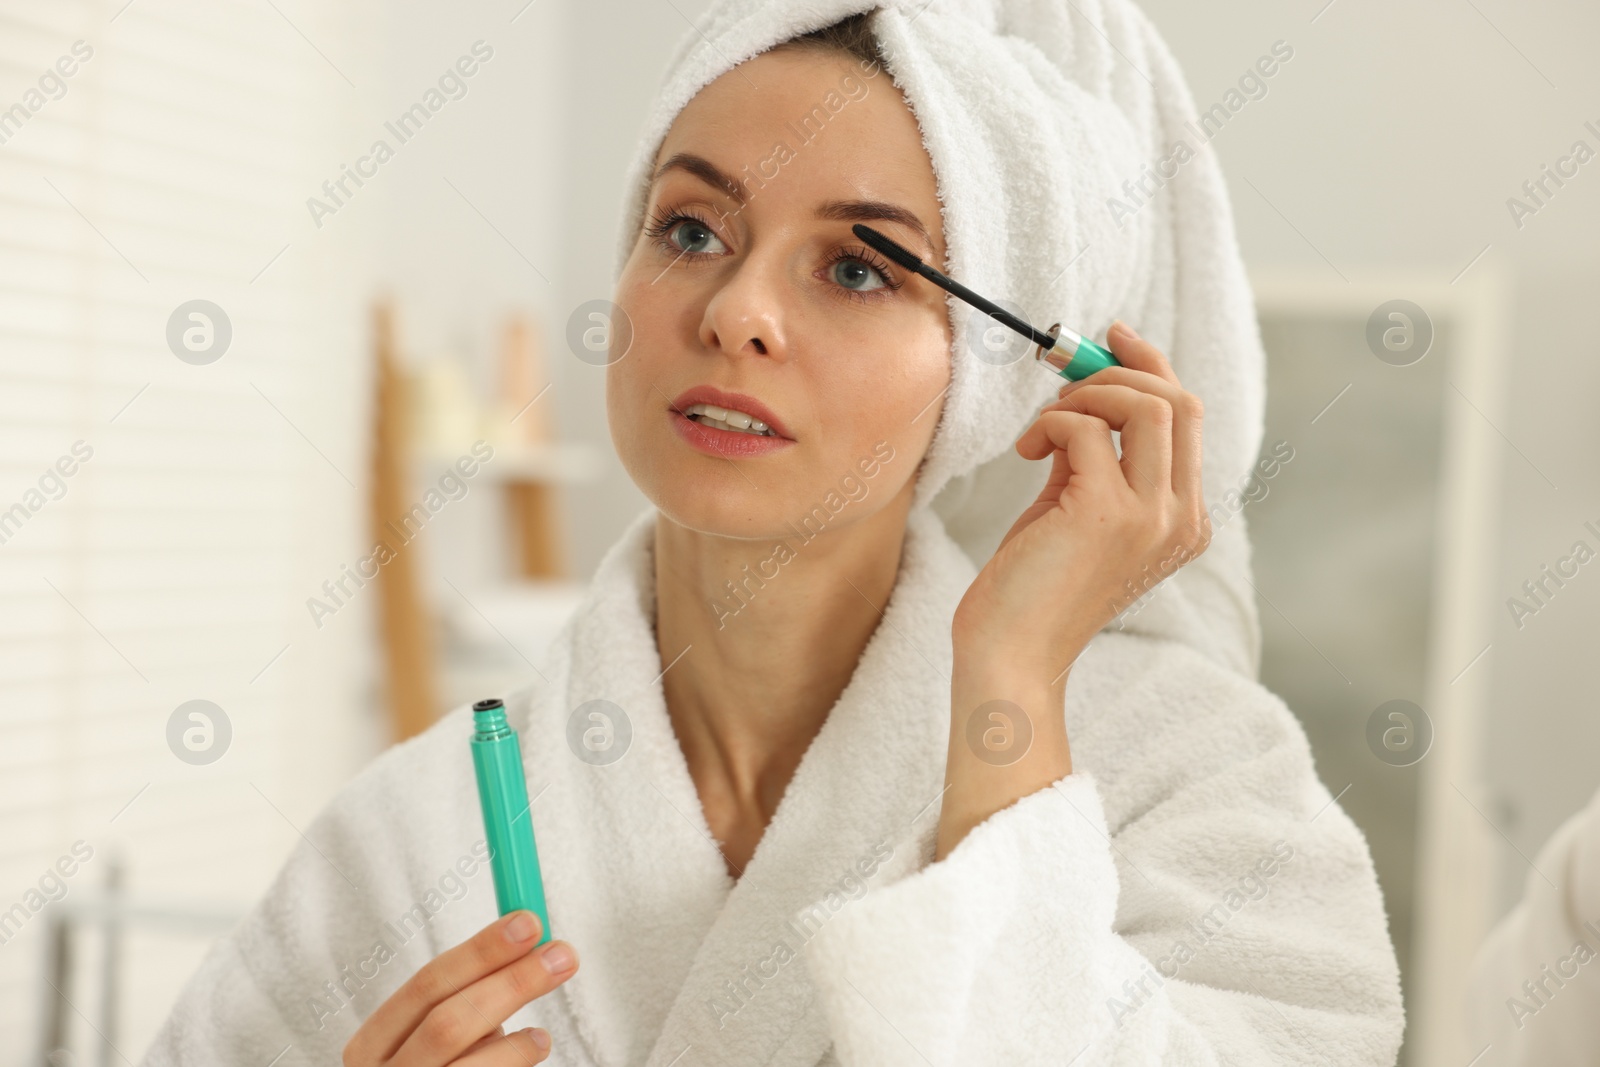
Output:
[1113, 319, 1140, 340]
[504, 912, 538, 944]
[530, 1029, 551, 1051]
[540, 942, 576, 976]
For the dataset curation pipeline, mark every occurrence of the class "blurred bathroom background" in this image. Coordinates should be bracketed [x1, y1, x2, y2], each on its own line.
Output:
[1, 0, 1596, 1063]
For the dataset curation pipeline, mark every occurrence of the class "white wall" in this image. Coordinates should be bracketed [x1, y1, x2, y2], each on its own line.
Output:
[0, 0, 379, 1061]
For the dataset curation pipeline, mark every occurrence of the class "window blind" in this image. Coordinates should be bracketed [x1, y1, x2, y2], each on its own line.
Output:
[0, 0, 375, 1060]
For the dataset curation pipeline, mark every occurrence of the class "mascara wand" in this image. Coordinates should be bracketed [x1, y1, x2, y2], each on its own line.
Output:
[851, 223, 1120, 382]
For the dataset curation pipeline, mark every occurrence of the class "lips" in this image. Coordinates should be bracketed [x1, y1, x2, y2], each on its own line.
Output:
[669, 385, 793, 440]
[667, 383, 796, 460]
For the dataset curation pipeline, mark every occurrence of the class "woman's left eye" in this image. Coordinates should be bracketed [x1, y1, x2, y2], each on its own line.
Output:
[828, 256, 889, 294]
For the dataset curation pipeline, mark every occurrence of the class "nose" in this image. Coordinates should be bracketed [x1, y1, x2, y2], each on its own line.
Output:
[697, 251, 788, 361]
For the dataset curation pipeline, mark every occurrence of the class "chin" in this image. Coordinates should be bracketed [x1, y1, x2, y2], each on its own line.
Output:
[658, 460, 917, 553]
[647, 464, 803, 542]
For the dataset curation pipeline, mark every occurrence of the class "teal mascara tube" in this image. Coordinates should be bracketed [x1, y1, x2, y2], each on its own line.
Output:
[470, 697, 552, 946]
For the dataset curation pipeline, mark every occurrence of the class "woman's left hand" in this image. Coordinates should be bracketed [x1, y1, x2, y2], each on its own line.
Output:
[953, 319, 1213, 678]
[937, 320, 1211, 861]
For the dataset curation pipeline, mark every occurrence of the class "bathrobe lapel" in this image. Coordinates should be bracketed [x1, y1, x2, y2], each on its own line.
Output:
[519, 504, 976, 1067]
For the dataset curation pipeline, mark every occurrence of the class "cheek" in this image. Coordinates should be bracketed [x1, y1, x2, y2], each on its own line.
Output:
[603, 302, 655, 475]
[811, 322, 949, 481]
[605, 340, 664, 467]
[868, 322, 949, 431]
[608, 271, 676, 409]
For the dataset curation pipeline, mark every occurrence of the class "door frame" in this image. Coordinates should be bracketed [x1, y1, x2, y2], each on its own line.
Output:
[1248, 264, 1511, 1067]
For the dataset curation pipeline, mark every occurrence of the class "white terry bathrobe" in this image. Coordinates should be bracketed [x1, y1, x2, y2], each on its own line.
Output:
[141, 0, 1405, 1064]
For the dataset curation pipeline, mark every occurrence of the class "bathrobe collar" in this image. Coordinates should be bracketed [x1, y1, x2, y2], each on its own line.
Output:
[515, 503, 976, 1067]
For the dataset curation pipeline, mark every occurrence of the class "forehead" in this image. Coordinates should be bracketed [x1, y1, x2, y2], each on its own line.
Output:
[651, 48, 945, 254]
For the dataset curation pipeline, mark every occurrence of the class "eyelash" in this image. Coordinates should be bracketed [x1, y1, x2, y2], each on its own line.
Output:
[643, 203, 904, 304]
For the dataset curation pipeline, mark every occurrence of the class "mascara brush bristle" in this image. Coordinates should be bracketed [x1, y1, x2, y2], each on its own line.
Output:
[852, 223, 925, 271]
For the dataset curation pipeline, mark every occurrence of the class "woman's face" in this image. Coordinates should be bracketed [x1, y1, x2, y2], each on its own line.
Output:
[608, 46, 951, 540]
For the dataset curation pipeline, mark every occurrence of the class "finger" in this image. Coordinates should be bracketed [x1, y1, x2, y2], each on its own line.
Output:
[1104, 320, 1180, 386]
[452, 1026, 552, 1066]
[1041, 384, 1173, 500]
[351, 911, 542, 1065]
[456, 1026, 506, 1059]
[392, 941, 578, 1067]
[1049, 363, 1203, 505]
[1052, 369, 1204, 505]
[1056, 365, 1181, 404]
[1173, 393, 1205, 537]
[1016, 409, 1122, 492]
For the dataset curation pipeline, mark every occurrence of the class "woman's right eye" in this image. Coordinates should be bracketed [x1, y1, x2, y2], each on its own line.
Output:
[664, 218, 727, 256]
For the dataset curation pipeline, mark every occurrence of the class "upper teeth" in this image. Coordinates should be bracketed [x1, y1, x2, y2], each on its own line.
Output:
[683, 403, 774, 436]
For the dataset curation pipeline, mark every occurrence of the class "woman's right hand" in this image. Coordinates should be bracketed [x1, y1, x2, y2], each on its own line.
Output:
[343, 910, 578, 1066]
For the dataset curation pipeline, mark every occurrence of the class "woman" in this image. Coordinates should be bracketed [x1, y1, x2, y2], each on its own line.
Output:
[142, 3, 1404, 1066]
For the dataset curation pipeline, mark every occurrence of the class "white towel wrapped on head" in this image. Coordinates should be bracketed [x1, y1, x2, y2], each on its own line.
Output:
[614, 0, 1271, 680]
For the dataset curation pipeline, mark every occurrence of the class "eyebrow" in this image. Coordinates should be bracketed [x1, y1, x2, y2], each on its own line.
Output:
[655, 152, 745, 203]
[652, 151, 937, 259]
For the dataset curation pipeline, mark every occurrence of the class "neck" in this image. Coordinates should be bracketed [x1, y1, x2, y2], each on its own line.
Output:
[653, 483, 915, 848]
